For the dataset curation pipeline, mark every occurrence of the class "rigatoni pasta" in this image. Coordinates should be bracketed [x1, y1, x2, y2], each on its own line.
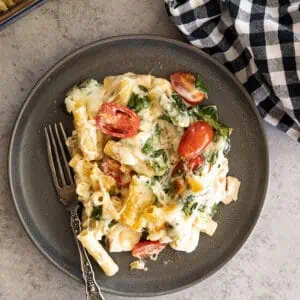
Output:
[77, 230, 119, 276]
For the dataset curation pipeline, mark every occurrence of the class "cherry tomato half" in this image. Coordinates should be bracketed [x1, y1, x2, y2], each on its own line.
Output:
[178, 121, 213, 159]
[172, 155, 205, 177]
[132, 241, 166, 259]
[96, 103, 139, 138]
[187, 155, 205, 171]
[171, 160, 185, 177]
[170, 72, 207, 105]
[99, 156, 132, 187]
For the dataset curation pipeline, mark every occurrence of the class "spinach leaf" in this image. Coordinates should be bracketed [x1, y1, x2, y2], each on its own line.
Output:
[155, 123, 162, 136]
[210, 203, 218, 217]
[223, 139, 231, 156]
[172, 93, 188, 113]
[109, 188, 121, 197]
[184, 195, 195, 203]
[108, 220, 118, 228]
[150, 176, 159, 186]
[127, 93, 137, 109]
[190, 105, 231, 138]
[182, 196, 198, 217]
[207, 151, 219, 165]
[198, 204, 206, 212]
[151, 161, 162, 172]
[163, 187, 171, 194]
[142, 137, 153, 154]
[165, 223, 174, 230]
[194, 165, 205, 176]
[142, 125, 162, 156]
[190, 203, 198, 213]
[138, 85, 148, 92]
[217, 123, 231, 138]
[190, 105, 218, 120]
[159, 114, 172, 123]
[201, 106, 218, 120]
[91, 206, 102, 220]
[151, 157, 168, 174]
[128, 93, 151, 112]
[182, 202, 197, 217]
[195, 74, 208, 94]
[151, 149, 168, 163]
[136, 95, 151, 112]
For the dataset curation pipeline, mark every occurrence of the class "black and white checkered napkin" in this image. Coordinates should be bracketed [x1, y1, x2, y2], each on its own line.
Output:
[166, 0, 300, 142]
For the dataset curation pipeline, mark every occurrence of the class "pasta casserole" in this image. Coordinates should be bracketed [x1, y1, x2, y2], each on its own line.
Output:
[0, 0, 22, 12]
[65, 72, 241, 276]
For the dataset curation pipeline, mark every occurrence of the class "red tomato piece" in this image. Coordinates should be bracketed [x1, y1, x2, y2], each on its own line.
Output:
[187, 155, 205, 171]
[96, 103, 139, 138]
[170, 72, 207, 105]
[99, 156, 131, 187]
[172, 155, 205, 176]
[172, 160, 185, 177]
[178, 121, 213, 159]
[132, 241, 166, 259]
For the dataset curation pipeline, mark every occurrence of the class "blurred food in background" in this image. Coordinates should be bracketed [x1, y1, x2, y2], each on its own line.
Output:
[0, 0, 22, 12]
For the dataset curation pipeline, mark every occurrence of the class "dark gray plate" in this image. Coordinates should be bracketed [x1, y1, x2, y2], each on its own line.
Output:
[9, 35, 269, 297]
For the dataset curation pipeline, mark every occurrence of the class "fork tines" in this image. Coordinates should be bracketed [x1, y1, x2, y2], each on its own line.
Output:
[44, 123, 74, 190]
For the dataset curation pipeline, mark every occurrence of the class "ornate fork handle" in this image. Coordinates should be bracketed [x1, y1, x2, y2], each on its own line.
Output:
[71, 209, 105, 300]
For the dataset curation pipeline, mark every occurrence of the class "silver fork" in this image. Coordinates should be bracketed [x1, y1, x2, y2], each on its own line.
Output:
[45, 122, 104, 300]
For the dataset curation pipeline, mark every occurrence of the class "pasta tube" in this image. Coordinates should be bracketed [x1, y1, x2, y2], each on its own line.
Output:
[77, 230, 119, 276]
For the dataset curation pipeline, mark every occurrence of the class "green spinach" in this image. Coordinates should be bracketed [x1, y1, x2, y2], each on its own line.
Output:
[207, 151, 219, 165]
[108, 220, 118, 228]
[190, 105, 231, 138]
[138, 85, 148, 92]
[172, 93, 188, 113]
[142, 137, 153, 154]
[210, 203, 218, 217]
[128, 92, 151, 112]
[198, 204, 206, 212]
[151, 161, 162, 172]
[150, 176, 159, 186]
[155, 123, 162, 136]
[151, 149, 168, 163]
[195, 74, 208, 94]
[91, 206, 103, 220]
[182, 195, 198, 216]
[159, 114, 172, 123]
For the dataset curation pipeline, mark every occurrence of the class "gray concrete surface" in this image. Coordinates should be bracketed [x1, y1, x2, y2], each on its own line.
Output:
[0, 1, 299, 299]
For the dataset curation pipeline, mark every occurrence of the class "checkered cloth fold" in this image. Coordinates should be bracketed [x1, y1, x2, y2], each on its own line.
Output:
[166, 0, 300, 142]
